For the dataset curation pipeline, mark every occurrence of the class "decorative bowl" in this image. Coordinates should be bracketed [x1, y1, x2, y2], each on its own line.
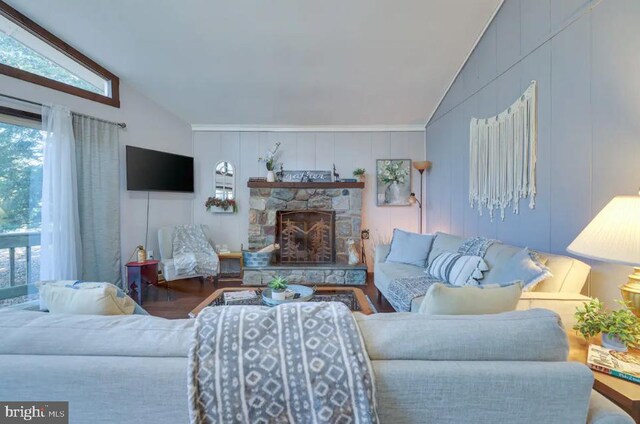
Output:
[262, 284, 315, 306]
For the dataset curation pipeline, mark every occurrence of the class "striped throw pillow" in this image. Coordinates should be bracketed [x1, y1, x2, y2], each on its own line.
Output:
[426, 252, 489, 286]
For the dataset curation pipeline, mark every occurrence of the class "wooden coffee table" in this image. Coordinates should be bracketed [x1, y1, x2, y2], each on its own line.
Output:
[569, 333, 640, 421]
[190, 286, 373, 318]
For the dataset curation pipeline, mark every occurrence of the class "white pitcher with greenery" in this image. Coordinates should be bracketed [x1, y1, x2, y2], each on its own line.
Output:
[259, 142, 281, 182]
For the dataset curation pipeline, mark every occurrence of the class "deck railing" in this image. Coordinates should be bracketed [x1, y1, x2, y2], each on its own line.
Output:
[0, 231, 40, 300]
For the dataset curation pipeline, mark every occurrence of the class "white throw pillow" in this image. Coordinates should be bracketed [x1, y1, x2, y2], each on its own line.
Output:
[36, 280, 78, 310]
[426, 252, 488, 286]
[419, 282, 523, 315]
[39, 282, 135, 315]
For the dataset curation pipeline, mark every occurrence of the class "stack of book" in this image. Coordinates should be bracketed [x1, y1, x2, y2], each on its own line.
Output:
[587, 344, 640, 384]
[223, 290, 258, 305]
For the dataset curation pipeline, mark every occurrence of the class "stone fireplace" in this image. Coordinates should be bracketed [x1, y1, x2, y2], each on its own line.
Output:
[245, 182, 367, 285]
[277, 210, 335, 264]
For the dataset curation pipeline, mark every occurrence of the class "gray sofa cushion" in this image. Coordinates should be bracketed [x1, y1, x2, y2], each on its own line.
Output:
[373, 261, 426, 293]
[385, 229, 435, 267]
[0, 355, 189, 424]
[0, 310, 194, 357]
[373, 360, 592, 424]
[426, 232, 464, 265]
[355, 308, 569, 361]
[481, 243, 523, 282]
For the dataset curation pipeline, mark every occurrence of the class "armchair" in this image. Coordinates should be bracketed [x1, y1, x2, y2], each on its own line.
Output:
[157, 225, 218, 282]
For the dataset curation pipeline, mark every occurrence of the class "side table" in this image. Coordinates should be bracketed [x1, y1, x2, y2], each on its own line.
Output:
[218, 251, 243, 280]
[569, 333, 640, 421]
[125, 260, 160, 306]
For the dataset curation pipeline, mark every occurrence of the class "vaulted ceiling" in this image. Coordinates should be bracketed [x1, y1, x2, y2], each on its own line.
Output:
[6, 0, 500, 126]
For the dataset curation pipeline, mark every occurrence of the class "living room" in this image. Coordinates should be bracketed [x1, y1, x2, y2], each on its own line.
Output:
[1, 0, 639, 423]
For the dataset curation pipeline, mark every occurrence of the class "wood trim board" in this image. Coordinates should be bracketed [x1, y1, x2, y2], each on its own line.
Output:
[0, 1, 120, 108]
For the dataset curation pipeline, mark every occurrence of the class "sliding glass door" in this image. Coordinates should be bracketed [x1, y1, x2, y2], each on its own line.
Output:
[0, 114, 43, 306]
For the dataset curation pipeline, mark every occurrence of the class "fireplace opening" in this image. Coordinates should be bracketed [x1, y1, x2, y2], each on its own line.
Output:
[276, 210, 336, 264]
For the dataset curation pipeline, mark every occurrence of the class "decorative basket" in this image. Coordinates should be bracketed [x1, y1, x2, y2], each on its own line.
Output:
[242, 250, 273, 268]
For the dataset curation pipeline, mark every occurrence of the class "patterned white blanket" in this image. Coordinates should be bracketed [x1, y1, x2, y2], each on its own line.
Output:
[188, 303, 378, 424]
[172, 224, 219, 277]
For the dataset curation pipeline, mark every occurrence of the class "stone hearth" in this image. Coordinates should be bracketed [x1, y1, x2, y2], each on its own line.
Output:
[246, 182, 366, 285]
[242, 264, 367, 286]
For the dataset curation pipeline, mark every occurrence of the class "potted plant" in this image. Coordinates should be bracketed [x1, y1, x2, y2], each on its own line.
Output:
[574, 298, 640, 352]
[353, 168, 366, 182]
[268, 275, 288, 301]
[259, 142, 281, 182]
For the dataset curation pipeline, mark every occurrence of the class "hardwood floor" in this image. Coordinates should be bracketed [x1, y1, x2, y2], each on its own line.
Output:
[142, 273, 394, 318]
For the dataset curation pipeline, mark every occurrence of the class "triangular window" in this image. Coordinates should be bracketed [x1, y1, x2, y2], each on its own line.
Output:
[0, 3, 119, 107]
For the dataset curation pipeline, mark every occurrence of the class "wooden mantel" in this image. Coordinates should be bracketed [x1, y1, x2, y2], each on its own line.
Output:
[247, 181, 364, 189]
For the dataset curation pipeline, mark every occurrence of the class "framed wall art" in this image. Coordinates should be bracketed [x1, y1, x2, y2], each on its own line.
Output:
[376, 159, 411, 206]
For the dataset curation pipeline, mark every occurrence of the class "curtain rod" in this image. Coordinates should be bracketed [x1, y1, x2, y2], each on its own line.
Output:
[0, 93, 127, 128]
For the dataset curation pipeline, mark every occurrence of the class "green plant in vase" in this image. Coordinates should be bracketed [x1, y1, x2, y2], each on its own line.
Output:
[258, 142, 281, 182]
[353, 168, 366, 182]
[574, 298, 640, 352]
[268, 276, 288, 301]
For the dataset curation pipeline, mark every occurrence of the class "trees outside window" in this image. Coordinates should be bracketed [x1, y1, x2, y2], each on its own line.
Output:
[0, 117, 43, 304]
[0, 120, 43, 233]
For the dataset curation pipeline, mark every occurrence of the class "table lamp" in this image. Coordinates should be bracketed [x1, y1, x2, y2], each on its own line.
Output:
[567, 193, 640, 316]
[410, 161, 432, 233]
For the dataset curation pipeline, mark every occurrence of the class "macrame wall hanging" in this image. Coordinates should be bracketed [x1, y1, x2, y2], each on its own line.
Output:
[469, 80, 537, 221]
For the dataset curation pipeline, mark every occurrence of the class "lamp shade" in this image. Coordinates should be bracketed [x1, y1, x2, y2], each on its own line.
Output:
[413, 161, 432, 172]
[567, 195, 640, 266]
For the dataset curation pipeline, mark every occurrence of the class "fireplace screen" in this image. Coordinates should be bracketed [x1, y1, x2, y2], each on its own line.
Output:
[277, 210, 335, 264]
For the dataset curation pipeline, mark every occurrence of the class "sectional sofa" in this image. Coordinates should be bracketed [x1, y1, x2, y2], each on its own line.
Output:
[0, 308, 633, 423]
[375, 232, 593, 328]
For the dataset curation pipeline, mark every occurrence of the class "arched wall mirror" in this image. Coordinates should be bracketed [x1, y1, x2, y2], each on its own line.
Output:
[214, 161, 235, 200]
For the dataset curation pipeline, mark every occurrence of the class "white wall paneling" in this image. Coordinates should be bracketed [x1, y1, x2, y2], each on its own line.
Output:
[425, 0, 640, 306]
[192, 131, 425, 269]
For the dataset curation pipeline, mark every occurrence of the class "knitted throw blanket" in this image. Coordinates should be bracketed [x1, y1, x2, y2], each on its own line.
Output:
[457, 236, 499, 257]
[386, 275, 444, 312]
[188, 303, 378, 424]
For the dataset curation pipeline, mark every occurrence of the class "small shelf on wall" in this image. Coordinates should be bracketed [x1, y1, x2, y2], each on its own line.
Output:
[247, 181, 364, 189]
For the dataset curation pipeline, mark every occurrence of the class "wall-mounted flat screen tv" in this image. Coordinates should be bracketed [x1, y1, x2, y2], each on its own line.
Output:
[126, 146, 194, 192]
